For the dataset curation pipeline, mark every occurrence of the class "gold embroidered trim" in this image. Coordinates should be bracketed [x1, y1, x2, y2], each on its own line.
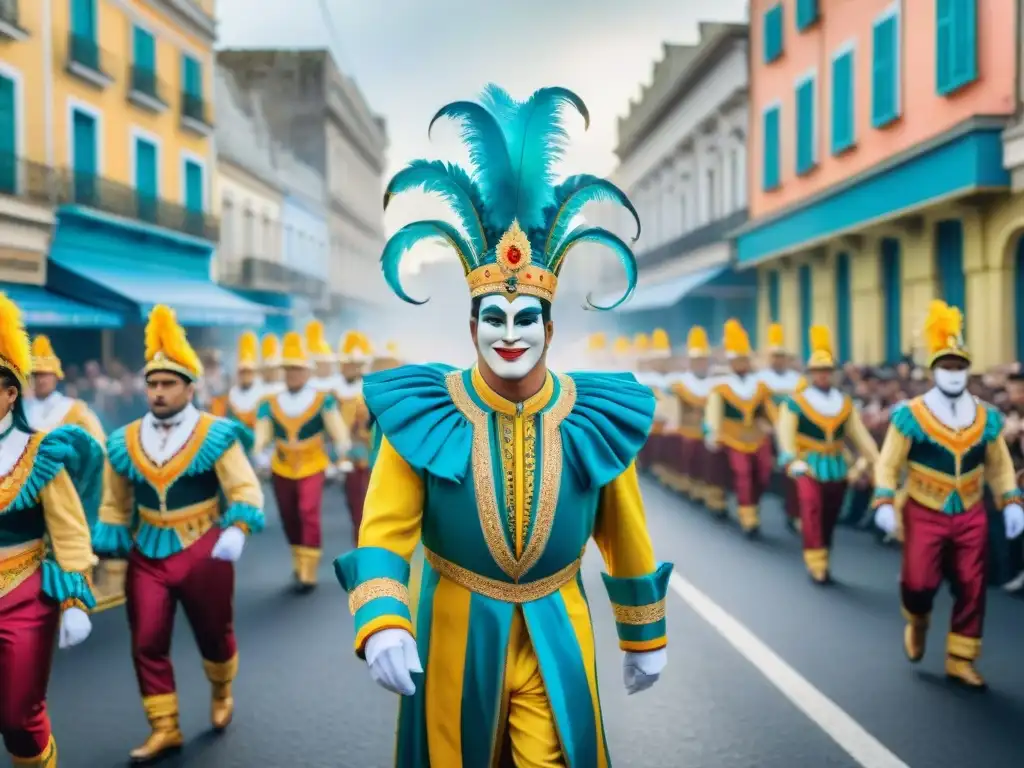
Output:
[425, 547, 580, 603]
[347, 577, 410, 615]
[137, 498, 219, 548]
[497, 411, 540, 554]
[611, 599, 666, 625]
[125, 415, 213, 495]
[269, 391, 328, 440]
[792, 392, 853, 438]
[0, 540, 45, 598]
[0, 434, 42, 512]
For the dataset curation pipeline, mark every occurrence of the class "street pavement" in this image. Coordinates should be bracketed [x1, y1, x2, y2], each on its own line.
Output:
[32, 478, 1024, 767]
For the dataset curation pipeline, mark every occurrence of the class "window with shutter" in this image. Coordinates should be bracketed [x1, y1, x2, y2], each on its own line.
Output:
[796, 74, 816, 175]
[831, 47, 855, 154]
[936, 0, 977, 95]
[796, 0, 819, 31]
[762, 105, 781, 191]
[763, 4, 784, 63]
[871, 10, 900, 128]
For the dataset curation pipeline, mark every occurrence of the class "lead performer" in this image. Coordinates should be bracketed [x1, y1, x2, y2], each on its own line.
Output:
[873, 301, 1024, 688]
[334, 84, 670, 767]
[92, 305, 264, 761]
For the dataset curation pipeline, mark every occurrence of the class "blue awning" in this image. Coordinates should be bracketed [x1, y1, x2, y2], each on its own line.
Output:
[0, 283, 123, 328]
[600, 265, 727, 313]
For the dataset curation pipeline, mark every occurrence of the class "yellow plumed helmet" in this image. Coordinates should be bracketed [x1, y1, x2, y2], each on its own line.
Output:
[806, 325, 836, 369]
[236, 331, 259, 370]
[767, 323, 785, 352]
[588, 332, 607, 351]
[723, 318, 752, 358]
[633, 333, 650, 353]
[305, 320, 334, 360]
[386, 341, 399, 356]
[144, 305, 203, 381]
[651, 328, 671, 356]
[261, 333, 281, 367]
[370, 340, 402, 372]
[280, 331, 311, 368]
[31, 334, 64, 379]
[339, 330, 373, 361]
[613, 336, 631, 356]
[686, 326, 710, 358]
[923, 299, 969, 367]
[0, 293, 31, 388]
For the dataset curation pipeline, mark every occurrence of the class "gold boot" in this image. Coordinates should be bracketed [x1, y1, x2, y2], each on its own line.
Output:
[292, 545, 321, 589]
[10, 735, 57, 766]
[130, 693, 184, 763]
[803, 548, 830, 584]
[203, 654, 239, 731]
[706, 487, 727, 516]
[690, 479, 706, 503]
[737, 504, 760, 535]
[945, 633, 986, 689]
[901, 609, 929, 663]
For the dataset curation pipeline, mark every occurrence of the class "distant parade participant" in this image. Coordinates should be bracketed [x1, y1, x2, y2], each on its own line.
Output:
[0, 295, 100, 767]
[758, 323, 803, 530]
[306, 320, 339, 392]
[209, 331, 261, 449]
[259, 332, 285, 395]
[336, 331, 373, 545]
[648, 329, 677, 486]
[873, 301, 1024, 689]
[92, 305, 264, 761]
[365, 341, 403, 469]
[777, 326, 878, 584]
[704, 319, 772, 536]
[253, 331, 350, 590]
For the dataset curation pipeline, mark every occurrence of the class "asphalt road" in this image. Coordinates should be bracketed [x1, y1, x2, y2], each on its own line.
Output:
[26, 479, 1024, 767]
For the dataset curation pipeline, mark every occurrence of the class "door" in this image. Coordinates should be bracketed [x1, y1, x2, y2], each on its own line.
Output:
[834, 252, 852, 363]
[72, 109, 97, 205]
[132, 26, 156, 95]
[881, 237, 902, 364]
[798, 264, 813, 361]
[134, 137, 157, 222]
[183, 159, 203, 236]
[935, 219, 966, 312]
[0, 75, 16, 194]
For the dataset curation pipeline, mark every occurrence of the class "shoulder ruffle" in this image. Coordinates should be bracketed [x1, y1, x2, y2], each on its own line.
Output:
[107, 416, 246, 483]
[363, 363, 471, 481]
[106, 424, 133, 478]
[982, 402, 1004, 442]
[8, 426, 103, 513]
[561, 372, 655, 490]
[889, 401, 925, 441]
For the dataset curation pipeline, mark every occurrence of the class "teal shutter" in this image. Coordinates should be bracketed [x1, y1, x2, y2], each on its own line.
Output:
[881, 238, 902, 363]
[763, 4, 784, 63]
[796, 77, 815, 175]
[134, 138, 157, 222]
[71, 109, 97, 204]
[763, 106, 780, 191]
[182, 55, 201, 97]
[133, 26, 155, 70]
[831, 49, 854, 153]
[796, 0, 819, 30]
[937, 0, 977, 94]
[935, 219, 965, 312]
[798, 264, 813, 360]
[70, 0, 95, 39]
[871, 15, 899, 127]
[184, 160, 203, 212]
[768, 270, 780, 322]
[834, 252, 852, 363]
[0, 75, 15, 194]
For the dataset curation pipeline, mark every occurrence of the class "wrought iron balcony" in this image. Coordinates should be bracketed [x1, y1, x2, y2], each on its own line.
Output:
[0, 154, 62, 205]
[221, 255, 327, 300]
[66, 33, 113, 88]
[180, 93, 213, 135]
[0, 0, 29, 41]
[128, 65, 168, 113]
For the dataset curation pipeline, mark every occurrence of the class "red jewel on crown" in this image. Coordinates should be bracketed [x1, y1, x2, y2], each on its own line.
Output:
[525, 272, 532, 279]
[506, 246, 522, 265]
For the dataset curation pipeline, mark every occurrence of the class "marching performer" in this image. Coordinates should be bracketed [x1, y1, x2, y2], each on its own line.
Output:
[209, 331, 262, 449]
[648, 329, 677, 486]
[307, 320, 339, 392]
[337, 331, 373, 545]
[335, 84, 669, 766]
[873, 301, 1024, 689]
[260, 333, 285, 395]
[253, 331, 350, 589]
[758, 323, 803, 530]
[92, 305, 264, 761]
[777, 326, 878, 583]
[0, 295, 100, 767]
[704, 319, 772, 536]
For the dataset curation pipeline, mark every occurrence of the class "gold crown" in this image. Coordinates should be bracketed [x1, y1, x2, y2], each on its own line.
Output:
[281, 331, 311, 368]
[465, 221, 558, 303]
[723, 319, 752, 358]
[144, 305, 203, 381]
[305, 320, 334, 361]
[261, 334, 281, 367]
[31, 335, 64, 379]
[686, 326, 710, 358]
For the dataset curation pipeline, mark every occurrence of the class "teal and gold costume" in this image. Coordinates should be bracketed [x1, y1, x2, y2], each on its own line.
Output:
[334, 84, 668, 767]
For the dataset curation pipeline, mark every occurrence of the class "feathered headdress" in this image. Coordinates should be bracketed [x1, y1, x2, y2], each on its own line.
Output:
[281, 331, 311, 369]
[587, 332, 607, 352]
[807, 325, 836, 370]
[144, 305, 203, 381]
[381, 85, 641, 309]
[261, 334, 281, 368]
[686, 326, 710, 358]
[766, 323, 785, 353]
[236, 331, 259, 371]
[650, 328, 671, 358]
[0, 293, 31, 388]
[339, 331, 373, 362]
[923, 299, 969, 367]
[633, 333, 650, 356]
[305, 320, 334, 362]
[723, 319, 752, 359]
[370, 340, 402, 373]
[612, 336, 631, 356]
[31, 334, 64, 379]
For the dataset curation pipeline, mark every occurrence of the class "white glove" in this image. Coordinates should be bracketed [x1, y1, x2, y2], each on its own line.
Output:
[704, 437, 718, 452]
[254, 451, 271, 471]
[365, 628, 422, 696]
[211, 526, 246, 562]
[874, 503, 898, 535]
[789, 460, 809, 477]
[59, 607, 92, 649]
[623, 648, 666, 695]
[1004, 503, 1024, 539]
[337, 460, 354, 474]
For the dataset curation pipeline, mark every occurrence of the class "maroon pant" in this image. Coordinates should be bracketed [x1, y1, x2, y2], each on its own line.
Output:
[126, 528, 237, 697]
[726, 448, 764, 506]
[674, 435, 693, 480]
[344, 466, 370, 545]
[273, 472, 326, 549]
[795, 476, 847, 551]
[0, 571, 59, 759]
[901, 499, 988, 639]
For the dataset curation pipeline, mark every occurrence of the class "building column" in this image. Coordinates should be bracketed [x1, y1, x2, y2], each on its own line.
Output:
[898, 223, 937, 362]
[850, 239, 883, 364]
[778, 260, 800, 357]
[811, 250, 836, 330]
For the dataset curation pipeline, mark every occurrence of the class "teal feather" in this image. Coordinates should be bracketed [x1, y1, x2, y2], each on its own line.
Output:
[381, 221, 476, 304]
[384, 160, 487, 258]
[543, 174, 641, 257]
[551, 227, 637, 309]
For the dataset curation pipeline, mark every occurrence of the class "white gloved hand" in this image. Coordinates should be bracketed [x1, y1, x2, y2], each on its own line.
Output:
[59, 607, 92, 649]
[623, 648, 666, 695]
[337, 460, 354, 474]
[255, 451, 271, 471]
[1004, 503, 1024, 539]
[704, 437, 718, 452]
[211, 526, 246, 562]
[789, 460, 809, 477]
[874, 503, 898, 535]
[365, 628, 422, 696]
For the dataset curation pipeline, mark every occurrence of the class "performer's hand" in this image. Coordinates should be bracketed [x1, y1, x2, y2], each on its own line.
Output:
[337, 460, 354, 474]
[211, 526, 247, 562]
[704, 437, 718, 452]
[788, 460, 809, 477]
[59, 607, 92, 649]
[254, 452, 271, 472]
[874, 503, 898, 535]
[623, 648, 666, 695]
[1004, 503, 1024, 539]
[365, 628, 422, 696]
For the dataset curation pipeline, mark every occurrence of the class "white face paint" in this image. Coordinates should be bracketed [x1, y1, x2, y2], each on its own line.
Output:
[475, 295, 547, 381]
[933, 368, 968, 397]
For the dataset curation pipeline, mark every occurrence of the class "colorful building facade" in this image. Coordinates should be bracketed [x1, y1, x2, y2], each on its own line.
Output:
[736, 0, 1020, 368]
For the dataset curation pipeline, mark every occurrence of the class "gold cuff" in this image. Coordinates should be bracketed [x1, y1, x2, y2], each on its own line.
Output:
[202, 653, 239, 684]
[9, 734, 56, 765]
[142, 692, 179, 721]
[60, 598, 89, 613]
[347, 577, 410, 615]
[900, 607, 929, 627]
[947, 632, 981, 660]
[611, 599, 666, 625]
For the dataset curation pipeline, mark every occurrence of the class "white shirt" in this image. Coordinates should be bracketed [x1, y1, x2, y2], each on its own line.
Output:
[271, 385, 318, 418]
[921, 387, 978, 430]
[140, 403, 201, 465]
[335, 377, 363, 400]
[26, 391, 75, 431]
[758, 368, 802, 394]
[310, 375, 341, 393]
[675, 371, 717, 398]
[800, 386, 846, 417]
[0, 411, 30, 476]
[719, 372, 762, 400]
[228, 384, 264, 415]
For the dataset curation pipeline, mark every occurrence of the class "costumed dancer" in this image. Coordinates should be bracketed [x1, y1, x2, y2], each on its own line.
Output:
[758, 323, 803, 530]
[92, 306, 264, 761]
[307, 320, 340, 393]
[209, 330, 262, 451]
[873, 301, 1024, 689]
[335, 84, 670, 767]
[0, 295, 100, 767]
[704, 319, 772, 536]
[777, 326, 878, 583]
[648, 329, 677, 487]
[259, 333, 285, 396]
[584, 331, 607, 371]
[336, 331, 373, 545]
[252, 331, 350, 590]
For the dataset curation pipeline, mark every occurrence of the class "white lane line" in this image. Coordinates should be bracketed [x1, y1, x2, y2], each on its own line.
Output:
[669, 571, 909, 768]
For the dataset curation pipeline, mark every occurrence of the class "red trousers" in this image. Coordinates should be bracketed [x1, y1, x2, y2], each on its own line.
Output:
[126, 528, 237, 697]
[698, 443, 729, 491]
[795, 476, 847, 551]
[344, 466, 370, 546]
[726, 448, 765, 506]
[0, 571, 58, 759]
[273, 472, 326, 549]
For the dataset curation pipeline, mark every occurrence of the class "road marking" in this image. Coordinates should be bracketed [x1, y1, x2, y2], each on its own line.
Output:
[669, 571, 909, 768]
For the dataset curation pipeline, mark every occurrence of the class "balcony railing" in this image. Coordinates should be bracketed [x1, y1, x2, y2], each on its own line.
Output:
[221, 255, 327, 299]
[0, 0, 29, 40]
[0, 155, 63, 205]
[66, 33, 113, 87]
[180, 93, 213, 133]
[128, 65, 168, 111]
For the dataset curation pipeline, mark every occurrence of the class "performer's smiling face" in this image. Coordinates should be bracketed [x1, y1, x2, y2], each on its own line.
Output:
[472, 295, 550, 381]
